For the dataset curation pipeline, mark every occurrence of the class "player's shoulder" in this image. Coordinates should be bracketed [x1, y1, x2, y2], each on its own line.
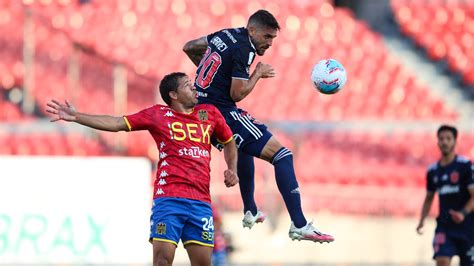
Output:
[456, 155, 471, 163]
[455, 155, 472, 167]
[427, 162, 438, 173]
[147, 104, 170, 113]
[141, 104, 175, 118]
[134, 104, 164, 113]
[217, 27, 250, 46]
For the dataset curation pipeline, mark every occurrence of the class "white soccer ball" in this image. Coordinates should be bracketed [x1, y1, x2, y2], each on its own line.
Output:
[311, 59, 347, 94]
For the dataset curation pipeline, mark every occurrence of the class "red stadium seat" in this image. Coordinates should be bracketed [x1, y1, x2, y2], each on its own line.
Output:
[393, 0, 474, 85]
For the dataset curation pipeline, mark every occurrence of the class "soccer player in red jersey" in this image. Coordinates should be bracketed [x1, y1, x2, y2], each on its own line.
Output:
[46, 72, 239, 266]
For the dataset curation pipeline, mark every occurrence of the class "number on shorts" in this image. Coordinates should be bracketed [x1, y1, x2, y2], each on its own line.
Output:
[201, 216, 214, 231]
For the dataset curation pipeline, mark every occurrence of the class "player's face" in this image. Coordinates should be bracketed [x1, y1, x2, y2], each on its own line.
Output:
[437, 130, 456, 156]
[176, 76, 198, 108]
[249, 26, 278, 56]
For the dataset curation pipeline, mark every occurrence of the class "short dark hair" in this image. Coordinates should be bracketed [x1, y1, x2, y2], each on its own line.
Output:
[437, 124, 458, 139]
[248, 9, 280, 30]
[159, 72, 186, 105]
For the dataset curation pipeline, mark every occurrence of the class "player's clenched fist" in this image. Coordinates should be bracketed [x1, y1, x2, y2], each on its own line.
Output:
[224, 169, 239, 187]
[255, 62, 275, 78]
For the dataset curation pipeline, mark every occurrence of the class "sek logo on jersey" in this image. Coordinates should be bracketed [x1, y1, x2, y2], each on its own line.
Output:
[171, 122, 211, 144]
[179, 146, 210, 158]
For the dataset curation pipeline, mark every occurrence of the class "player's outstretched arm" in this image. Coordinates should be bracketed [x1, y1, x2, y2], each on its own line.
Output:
[183, 36, 208, 67]
[230, 62, 275, 102]
[46, 99, 128, 132]
[222, 139, 238, 188]
[416, 191, 435, 234]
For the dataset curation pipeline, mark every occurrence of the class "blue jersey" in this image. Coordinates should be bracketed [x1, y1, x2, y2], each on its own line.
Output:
[195, 27, 256, 112]
[427, 155, 474, 230]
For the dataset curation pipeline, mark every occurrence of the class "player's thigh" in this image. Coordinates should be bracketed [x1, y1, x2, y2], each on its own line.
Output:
[149, 198, 188, 247]
[433, 230, 456, 264]
[435, 257, 451, 266]
[152, 239, 177, 266]
[224, 109, 272, 157]
[185, 243, 213, 266]
[181, 199, 214, 247]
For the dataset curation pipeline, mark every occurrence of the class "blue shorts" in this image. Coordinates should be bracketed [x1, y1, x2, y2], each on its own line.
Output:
[150, 197, 214, 247]
[433, 226, 474, 266]
[213, 108, 272, 157]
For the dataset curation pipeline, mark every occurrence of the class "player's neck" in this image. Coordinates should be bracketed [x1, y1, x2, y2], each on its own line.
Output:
[170, 103, 194, 114]
[439, 153, 456, 166]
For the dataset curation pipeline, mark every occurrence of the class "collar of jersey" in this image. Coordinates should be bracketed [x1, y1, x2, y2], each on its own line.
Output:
[185, 108, 195, 115]
[248, 35, 256, 51]
[169, 107, 194, 115]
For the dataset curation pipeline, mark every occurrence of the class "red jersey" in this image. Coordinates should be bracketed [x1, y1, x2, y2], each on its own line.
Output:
[124, 104, 233, 203]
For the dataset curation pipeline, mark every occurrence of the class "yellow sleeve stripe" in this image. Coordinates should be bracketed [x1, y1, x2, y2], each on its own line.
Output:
[217, 136, 233, 145]
[183, 240, 214, 247]
[152, 238, 178, 246]
[123, 116, 132, 131]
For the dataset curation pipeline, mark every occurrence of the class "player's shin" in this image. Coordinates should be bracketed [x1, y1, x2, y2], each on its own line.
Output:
[237, 151, 257, 215]
[272, 147, 307, 228]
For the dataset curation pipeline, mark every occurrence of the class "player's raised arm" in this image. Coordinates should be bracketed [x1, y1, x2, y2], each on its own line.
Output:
[222, 139, 238, 187]
[183, 36, 208, 67]
[46, 99, 128, 132]
[230, 62, 275, 102]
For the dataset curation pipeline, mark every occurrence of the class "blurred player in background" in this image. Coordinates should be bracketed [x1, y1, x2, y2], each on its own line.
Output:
[183, 9, 333, 243]
[46, 72, 239, 266]
[417, 125, 474, 266]
[212, 204, 230, 266]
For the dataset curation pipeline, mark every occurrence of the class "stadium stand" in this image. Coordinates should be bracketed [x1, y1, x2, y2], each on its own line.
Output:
[392, 0, 474, 86]
[0, 0, 472, 217]
[0, 0, 458, 121]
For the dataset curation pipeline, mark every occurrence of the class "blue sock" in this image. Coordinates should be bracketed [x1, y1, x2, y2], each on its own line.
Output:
[272, 147, 307, 228]
[237, 151, 258, 215]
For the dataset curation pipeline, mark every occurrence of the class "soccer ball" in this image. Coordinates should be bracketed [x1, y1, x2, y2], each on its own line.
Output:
[311, 59, 347, 94]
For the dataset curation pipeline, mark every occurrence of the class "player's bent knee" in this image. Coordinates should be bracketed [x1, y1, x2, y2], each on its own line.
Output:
[190, 257, 212, 266]
[260, 136, 284, 162]
[153, 251, 174, 266]
[270, 146, 293, 165]
[153, 241, 176, 266]
[186, 245, 212, 266]
[153, 257, 171, 266]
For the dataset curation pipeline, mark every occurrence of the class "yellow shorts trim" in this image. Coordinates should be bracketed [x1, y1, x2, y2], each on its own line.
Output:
[123, 116, 132, 131]
[183, 240, 214, 247]
[217, 136, 233, 145]
[152, 238, 178, 246]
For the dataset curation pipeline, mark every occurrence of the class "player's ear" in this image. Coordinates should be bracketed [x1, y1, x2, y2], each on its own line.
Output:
[247, 24, 257, 37]
[169, 90, 178, 101]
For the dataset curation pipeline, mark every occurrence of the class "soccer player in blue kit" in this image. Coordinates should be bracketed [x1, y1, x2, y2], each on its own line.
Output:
[183, 9, 334, 243]
[417, 125, 474, 266]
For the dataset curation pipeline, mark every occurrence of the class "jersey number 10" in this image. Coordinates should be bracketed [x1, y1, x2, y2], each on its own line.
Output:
[196, 48, 222, 89]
